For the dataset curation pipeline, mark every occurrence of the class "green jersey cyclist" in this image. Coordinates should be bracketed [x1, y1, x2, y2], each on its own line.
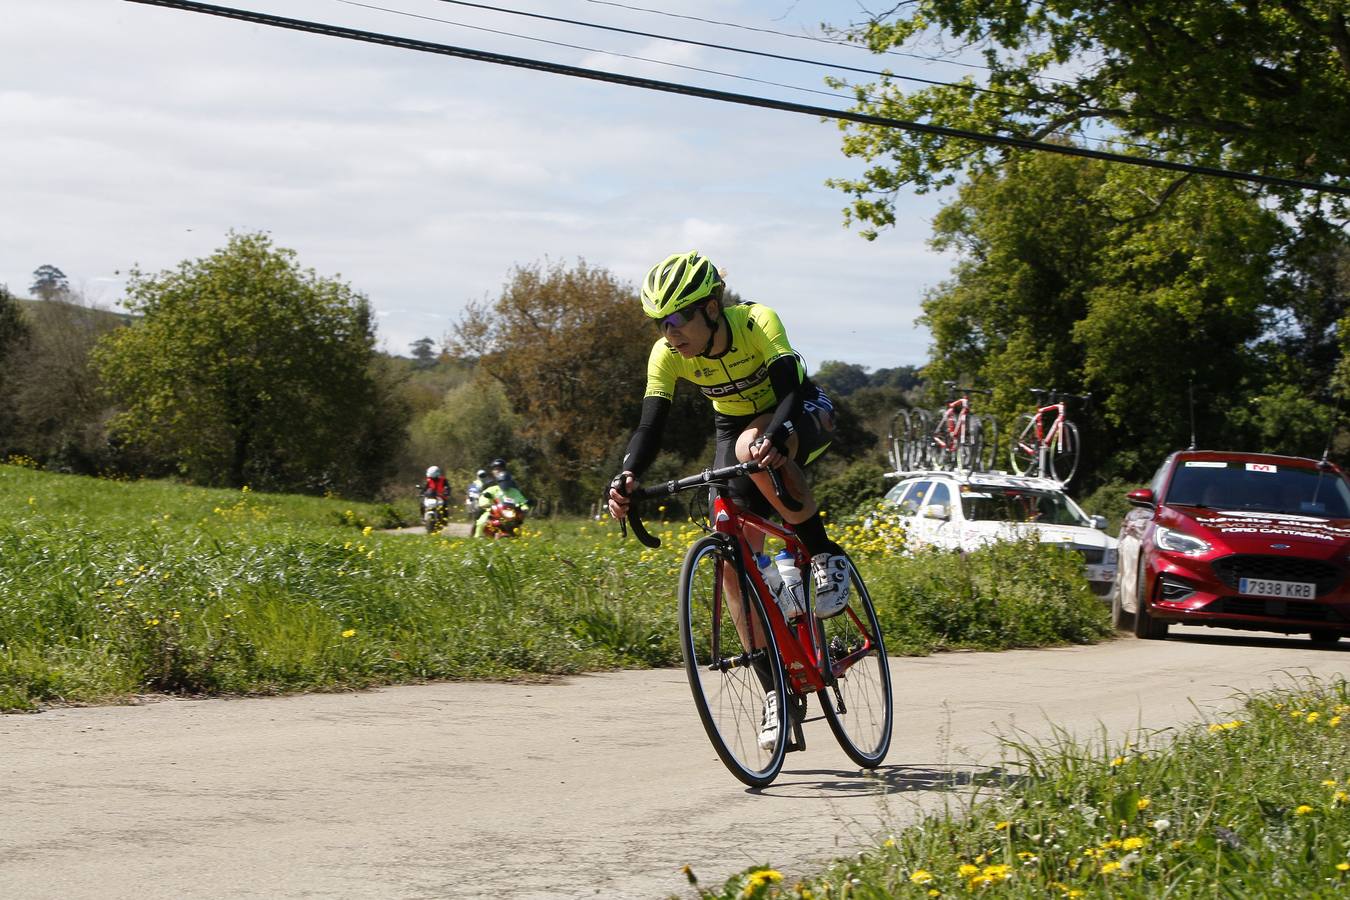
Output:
[606, 250, 851, 618]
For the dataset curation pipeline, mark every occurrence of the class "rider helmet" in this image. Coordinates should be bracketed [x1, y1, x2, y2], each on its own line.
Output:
[426, 465, 442, 479]
[490, 457, 507, 470]
[640, 251, 724, 320]
[476, 468, 487, 479]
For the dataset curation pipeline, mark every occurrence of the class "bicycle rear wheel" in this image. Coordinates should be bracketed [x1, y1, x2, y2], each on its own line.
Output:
[1009, 413, 1039, 476]
[889, 409, 911, 472]
[978, 415, 1000, 472]
[679, 535, 788, 788]
[906, 409, 931, 470]
[956, 416, 979, 470]
[815, 555, 893, 768]
[1049, 420, 1081, 484]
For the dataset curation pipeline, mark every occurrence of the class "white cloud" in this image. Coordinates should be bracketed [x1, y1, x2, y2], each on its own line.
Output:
[2, 0, 960, 370]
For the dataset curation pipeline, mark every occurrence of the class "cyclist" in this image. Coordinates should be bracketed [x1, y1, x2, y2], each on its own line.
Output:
[606, 250, 850, 616]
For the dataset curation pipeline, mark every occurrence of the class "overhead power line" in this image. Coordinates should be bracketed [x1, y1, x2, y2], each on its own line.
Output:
[125, 0, 1350, 198]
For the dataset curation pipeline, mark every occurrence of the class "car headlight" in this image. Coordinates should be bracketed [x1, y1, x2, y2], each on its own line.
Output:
[1103, 547, 1118, 566]
[1154, 526, 1211, 555]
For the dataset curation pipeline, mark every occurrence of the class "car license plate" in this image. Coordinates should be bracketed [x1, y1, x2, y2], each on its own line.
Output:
[1238, 577, 1315, 600]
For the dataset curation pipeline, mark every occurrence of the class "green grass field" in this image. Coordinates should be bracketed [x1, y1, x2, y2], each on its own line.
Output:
[0, 464, 1109, 711]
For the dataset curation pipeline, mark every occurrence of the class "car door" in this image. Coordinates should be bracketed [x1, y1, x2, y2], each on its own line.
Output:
[902, 480, 936, 547]
[922, 481, 959, 550]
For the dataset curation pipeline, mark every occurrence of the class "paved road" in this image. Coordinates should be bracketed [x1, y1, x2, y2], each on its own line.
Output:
[2, 627, 1347, 899]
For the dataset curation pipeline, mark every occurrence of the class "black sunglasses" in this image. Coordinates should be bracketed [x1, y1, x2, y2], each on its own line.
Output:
[654, 300, 710, 331]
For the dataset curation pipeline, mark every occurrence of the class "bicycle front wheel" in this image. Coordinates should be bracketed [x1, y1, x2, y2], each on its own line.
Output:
[889, 409, 911, 472]
[979, 414, 1001, 472]
[816, 556, 893, 768]
[679, 535, 788, 788]
[906, 409, 931, 470]
[1009, 413, 1038, 476]
[1050, 420, 1081, 484]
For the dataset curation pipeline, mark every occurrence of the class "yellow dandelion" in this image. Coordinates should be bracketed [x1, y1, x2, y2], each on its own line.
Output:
[1337, 863, 1349, 872]
[341, 629, 356, 638]
[1110, 756, 1125, 767]
[1331, 716, 1342, 727]
[995, 820, 1011, 831]
[362, 525, 373, 536]
[1335, 792, 1349, 804]
[1307, 712, 1321, 723]
[909, 870, 933, 885]
[1137, 798, 1151, 810]
[957, 864, 979, 877]
[1122, 837, 1146, 851]
[1295, 805, 1314, 815]
[1100, 861, 1122, 875]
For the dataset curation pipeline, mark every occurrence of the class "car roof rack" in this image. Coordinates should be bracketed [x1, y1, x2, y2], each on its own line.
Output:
[883, 468, 1068, 492]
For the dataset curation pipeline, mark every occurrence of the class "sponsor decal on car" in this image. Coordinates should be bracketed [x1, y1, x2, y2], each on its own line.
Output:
[1246, 463, 1278, 473]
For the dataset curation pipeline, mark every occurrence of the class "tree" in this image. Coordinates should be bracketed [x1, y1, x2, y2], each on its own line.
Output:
[0, 284, 26, 369]
[0, 290, 123, 471]
[29, 265, 69, 301]
[408, 336, 437, 369]
[920, 152, 1290, 482]
[92, 232, 404, 496]
[449, 259, 666, 510]
[827, 1, 1350, 237]
[813, 360, 872, 397]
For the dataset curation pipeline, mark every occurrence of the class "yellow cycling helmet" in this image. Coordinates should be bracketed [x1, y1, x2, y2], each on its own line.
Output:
[640, 251, 724, 319]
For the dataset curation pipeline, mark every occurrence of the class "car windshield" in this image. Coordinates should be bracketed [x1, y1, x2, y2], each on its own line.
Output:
[960, 487, 1091, 526]
[1166, 461, 1350, 517]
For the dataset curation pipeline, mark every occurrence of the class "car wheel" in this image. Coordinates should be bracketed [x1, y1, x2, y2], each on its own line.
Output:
[1132, 560, 1169, 640]
[1109, 580, 1132, 632]
[1309, 629, 1342, 646]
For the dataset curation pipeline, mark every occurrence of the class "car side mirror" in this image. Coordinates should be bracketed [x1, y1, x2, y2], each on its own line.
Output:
[922, 503, 949, 520]
[1090, 515, 1109, 530]
[1126, 488, 1155, 509]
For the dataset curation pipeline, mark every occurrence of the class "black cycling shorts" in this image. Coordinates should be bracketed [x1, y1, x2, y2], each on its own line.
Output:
[711, 383, 837, 518]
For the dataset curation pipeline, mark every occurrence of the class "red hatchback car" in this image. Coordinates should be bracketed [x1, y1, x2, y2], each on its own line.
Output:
[1114, 450, 1350, 643]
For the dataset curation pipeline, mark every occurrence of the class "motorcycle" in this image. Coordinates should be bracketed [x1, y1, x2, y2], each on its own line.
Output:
[480, 496, 527, 538]
[422, 492, 451, 534]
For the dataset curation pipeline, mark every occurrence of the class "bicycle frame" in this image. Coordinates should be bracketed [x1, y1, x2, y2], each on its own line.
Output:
[1024, 401, 1068, 461]
[932, 396, 971, 452]
[710, 493, 877, 697]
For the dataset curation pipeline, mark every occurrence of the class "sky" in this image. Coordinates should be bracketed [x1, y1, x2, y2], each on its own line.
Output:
[1, 0, 966, 372]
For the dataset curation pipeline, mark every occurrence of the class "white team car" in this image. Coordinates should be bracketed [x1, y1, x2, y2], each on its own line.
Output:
[879, 469, 1119, 597]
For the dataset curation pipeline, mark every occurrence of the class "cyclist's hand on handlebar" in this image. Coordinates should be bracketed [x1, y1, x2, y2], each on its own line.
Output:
[749, 436, 787, 471]
[607, 471, 636, 520]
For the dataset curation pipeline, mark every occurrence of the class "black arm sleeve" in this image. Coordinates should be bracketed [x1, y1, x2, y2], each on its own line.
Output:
[620, 395, 670, 477]
[763, 356, 806, 451]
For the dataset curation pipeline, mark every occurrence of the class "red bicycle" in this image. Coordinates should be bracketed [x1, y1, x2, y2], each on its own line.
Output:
[1009, 388, 1089, 483]
[896, 382, 996, 471]
[620, 463, 893, 787]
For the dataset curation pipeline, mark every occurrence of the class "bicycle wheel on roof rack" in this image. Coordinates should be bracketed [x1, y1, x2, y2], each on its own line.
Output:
[977, 414, 1000, 472]
[1009, 413, 1039, 476]
[1049, 420, 1081, 484]
[906, 409, 931, 470]
[956, 415, 979, 470]
[888, 409, 910, 472]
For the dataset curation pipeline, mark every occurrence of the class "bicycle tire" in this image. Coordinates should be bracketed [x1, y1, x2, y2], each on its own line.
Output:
[978, 414, 1000, 472]
[1009, 413, 1039, 476]
[815, 555, 893, 768]
[890, 409, 911, 472]
[930, 411, 954, 470]
[907, 409, 931, 470]
[1049, 420, 1081, 484]
[956, 415, 978, 471]
[678, 535, 788, 787]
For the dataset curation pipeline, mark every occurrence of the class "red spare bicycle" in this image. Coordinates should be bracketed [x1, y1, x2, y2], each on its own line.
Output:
[619, 463, 893, 787]
[1009, 388, 1089, 483]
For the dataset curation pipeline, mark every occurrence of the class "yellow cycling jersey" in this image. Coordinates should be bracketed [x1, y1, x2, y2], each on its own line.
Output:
[644, 302, 805, 417]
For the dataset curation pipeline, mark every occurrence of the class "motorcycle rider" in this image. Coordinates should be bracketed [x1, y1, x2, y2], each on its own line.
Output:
[474, 465, 531, 537]
[424, 466, 451, 501]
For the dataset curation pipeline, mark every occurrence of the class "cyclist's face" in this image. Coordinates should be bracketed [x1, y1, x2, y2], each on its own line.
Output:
[660, 300, 715, 357]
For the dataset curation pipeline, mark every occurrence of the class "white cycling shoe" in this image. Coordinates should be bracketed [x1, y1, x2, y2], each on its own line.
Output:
[758, 690, 779, 750]
[811, 553, 851, 618]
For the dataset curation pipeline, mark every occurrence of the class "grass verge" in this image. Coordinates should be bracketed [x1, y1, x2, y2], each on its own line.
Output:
[689, 675, 1350, 899]
[1, 465, 1109, 711]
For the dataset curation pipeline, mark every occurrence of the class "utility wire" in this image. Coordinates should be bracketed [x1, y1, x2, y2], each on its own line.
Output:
[124, 0, 1350, 198]
[334, 0, 866, 104]
[341, 0, 1166, 158]
[581, 0, 1004, 76]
